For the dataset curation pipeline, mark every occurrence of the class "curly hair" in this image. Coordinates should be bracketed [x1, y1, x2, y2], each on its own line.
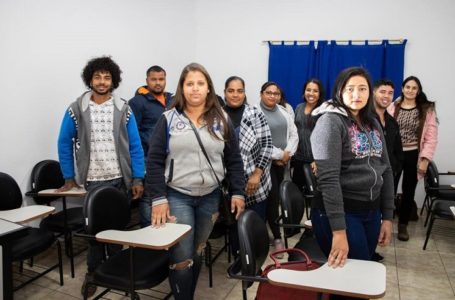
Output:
[81, 56, 122, 90]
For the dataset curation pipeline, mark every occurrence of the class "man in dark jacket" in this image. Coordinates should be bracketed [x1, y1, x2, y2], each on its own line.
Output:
[129, 65, 173, 227]
[373, 79, 404, 188]
[373, 79, 403, 261]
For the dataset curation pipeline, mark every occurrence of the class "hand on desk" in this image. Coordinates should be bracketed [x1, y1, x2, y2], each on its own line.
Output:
[56, 179, 81, 192]
[151, 203, 176, 227]
[329, 230, 349, 268]
[378, 220, 392, 247]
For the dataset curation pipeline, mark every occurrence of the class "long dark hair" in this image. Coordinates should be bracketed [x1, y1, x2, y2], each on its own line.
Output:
[331, 67, 376, 127]
[171, 63, 230, 140]
[400, 76, 435, 114]
[302, 78, 325, 108]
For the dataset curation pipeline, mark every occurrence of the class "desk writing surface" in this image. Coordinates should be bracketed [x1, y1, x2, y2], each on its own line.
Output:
[0, 206, 55, 224]
[267, 259, 386, 299]
[0, 219, 25, 237]
[96, 223, 191, 250]
[38, 188, 87, 197]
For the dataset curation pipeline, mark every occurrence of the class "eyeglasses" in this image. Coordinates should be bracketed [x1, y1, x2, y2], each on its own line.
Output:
[264, 91, 281, 97]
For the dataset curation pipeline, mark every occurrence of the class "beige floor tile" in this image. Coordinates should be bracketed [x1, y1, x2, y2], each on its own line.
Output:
[13, 283, 55, 300]
[395, 247, 444, 271]
[225, 280, 258, 300]
[379, 283, 400, 300]
[385, 265, 399, 286]
[397, 267, 451, 292]
[12, 262, 64, 291]
[435, 236, 455, 255]
[442, 254, 455, 277]
[399, 284, 455, 300]
[41, 290, 80, 299]
[450, 276, 455, 293]
[376, 245, 397, 265]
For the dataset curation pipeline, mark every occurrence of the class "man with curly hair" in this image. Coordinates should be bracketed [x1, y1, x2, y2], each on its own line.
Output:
[56, 56, 144, 296]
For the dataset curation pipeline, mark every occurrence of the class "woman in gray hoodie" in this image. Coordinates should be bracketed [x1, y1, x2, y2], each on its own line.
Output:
[310, 67, 394, 271]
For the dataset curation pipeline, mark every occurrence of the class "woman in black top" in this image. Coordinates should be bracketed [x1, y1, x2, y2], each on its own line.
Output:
[292, 79, 325, 190]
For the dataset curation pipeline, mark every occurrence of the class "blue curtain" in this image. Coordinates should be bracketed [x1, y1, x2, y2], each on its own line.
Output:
[268, 41, 316, 108]
[268, 40, 407, 107]
[383, 40, 407, 99]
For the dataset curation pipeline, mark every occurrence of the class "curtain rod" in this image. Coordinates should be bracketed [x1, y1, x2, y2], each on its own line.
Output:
[263, 39, 405, 44]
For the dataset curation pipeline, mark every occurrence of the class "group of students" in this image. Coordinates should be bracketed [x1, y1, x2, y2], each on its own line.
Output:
[55, 56, 438, 300]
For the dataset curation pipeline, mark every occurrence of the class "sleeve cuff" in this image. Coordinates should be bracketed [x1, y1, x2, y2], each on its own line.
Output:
[381, 209, 394, 221]
[132, 178, 144, 186]
[232, 194, 245, 201]
[151, 197, 168, 207]
[328, 216, 346, 231]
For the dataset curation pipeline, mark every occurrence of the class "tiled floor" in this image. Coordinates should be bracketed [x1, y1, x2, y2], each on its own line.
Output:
[11, 213, 455, 300]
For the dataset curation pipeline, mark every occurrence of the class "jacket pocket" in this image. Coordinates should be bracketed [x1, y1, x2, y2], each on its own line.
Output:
[167, 159, 174, 183]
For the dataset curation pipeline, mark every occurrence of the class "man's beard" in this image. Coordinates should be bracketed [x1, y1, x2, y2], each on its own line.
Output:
[93, 86, 111, 95]
[151, 86, 164, 95]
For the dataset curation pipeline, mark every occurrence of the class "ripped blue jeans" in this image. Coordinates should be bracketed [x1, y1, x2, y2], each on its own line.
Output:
[167, 187, 220, 300]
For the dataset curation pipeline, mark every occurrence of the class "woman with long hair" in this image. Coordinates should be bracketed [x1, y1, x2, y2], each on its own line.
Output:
[388, 76, 438, 241]
[310, 67, 394, 275]
[257, 81, 298, 254]
[144, 63, 245, 300]
[292, 78, 325, 189]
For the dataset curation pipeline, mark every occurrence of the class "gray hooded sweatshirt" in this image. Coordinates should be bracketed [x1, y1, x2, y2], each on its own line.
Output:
[310, 102, 394, 231]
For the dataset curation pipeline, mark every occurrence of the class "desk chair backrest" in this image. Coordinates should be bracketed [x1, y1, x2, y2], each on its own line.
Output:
[237, 210, 269, 288]
[302, 163, 320, 198]
[30, 160, 65, 204]
[426, 161, 439, 190]
[280, 180, 305, 238]
[0, 172, 23, 210]
[83, 186, 130, 235]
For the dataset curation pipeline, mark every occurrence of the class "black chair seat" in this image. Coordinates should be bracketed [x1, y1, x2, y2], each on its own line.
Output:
[40, 207, 85, 231]
[94, 248, 169, 290]
[12, 228, 56, 261]
[435, 187, 455, 199]
[289, 233, 327, 264]
[433, 200, 455, 219]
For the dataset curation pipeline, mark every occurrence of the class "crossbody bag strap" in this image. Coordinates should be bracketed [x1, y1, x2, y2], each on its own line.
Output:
[182, 112, 223, 187]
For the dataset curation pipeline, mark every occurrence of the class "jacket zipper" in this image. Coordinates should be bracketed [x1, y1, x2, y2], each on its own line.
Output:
[359, 123, 378, 200]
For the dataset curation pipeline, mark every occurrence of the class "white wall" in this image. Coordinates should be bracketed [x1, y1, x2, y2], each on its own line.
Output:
[1, 0, 454, 205]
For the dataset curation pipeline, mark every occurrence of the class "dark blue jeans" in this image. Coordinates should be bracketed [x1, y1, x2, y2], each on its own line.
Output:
[167, 187, 220, 300]
[138, 197, 151, 227]
[311, 208, 381, 261]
